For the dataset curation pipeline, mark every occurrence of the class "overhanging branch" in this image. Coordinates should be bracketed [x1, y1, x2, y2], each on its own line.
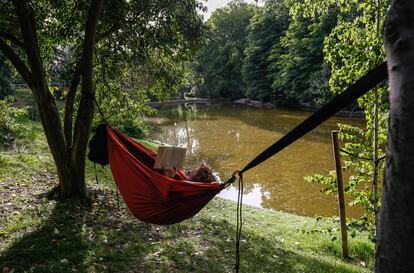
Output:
[63, 61, 82, 148]
[14, 0, 48, 96]
[0, 37, 34, 89]
[0, 31, 25, 49]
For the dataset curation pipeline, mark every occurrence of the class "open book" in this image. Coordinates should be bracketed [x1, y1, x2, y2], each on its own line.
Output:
[153, 146, 186, 170]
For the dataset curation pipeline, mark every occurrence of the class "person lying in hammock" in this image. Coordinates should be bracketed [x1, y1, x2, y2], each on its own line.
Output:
[154, 146, 217, 183]
[187, 164, 217, 183]
[162, 164, 217, 183]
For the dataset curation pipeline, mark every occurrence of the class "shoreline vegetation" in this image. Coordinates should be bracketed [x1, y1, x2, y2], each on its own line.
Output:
[9, 86, 364, 118]
[149, 97, 365, 118]
[0, 118, 373, 272]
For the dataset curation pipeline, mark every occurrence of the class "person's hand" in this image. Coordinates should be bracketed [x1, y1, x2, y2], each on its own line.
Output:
[162, 167, 176, 178]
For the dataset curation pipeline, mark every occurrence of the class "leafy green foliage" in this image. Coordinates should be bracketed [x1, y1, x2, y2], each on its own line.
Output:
[0, 52, 16, 99]
[194, 0, 255, 99]
[269, 5, 337, 106]
[0, 97, 28, 146]
[76, 0, 208, 135]
[338, 118, 387, 214]
[242, 0, 290, 101]
[193, 0, 338, 106]
[306, 171, 337, 195]
[302, 0, 390, 239]
[0, 0, 206, 123]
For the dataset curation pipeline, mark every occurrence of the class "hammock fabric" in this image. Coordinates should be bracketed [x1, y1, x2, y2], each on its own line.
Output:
[88, 124, 225, 225]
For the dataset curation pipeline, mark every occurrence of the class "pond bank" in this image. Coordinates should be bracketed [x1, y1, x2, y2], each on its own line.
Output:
[234, 98, 365, 118]
[148, 98, 230, 108]
[148, 98, 365, 118]
[0, 118, 373, 272]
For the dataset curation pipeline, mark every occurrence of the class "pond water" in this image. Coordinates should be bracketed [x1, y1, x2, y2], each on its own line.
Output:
[147, 103, 364, 218]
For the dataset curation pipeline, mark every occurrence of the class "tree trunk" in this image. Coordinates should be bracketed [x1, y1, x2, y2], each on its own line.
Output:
[1, 0, 104, 202]
[13, 0, 86, 200]
[35, 88, 86, 200]
[375, 0, 414, 272]
[69, 0, 104, 201]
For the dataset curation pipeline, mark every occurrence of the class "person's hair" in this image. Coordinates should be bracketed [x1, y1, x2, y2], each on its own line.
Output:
[188, 164, 216, 183]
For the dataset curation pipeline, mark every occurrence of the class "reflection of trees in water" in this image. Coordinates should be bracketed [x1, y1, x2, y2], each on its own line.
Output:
[219, 106, 363, 144]
[150, 104, 364, 144]
[150, 104, 205, 162]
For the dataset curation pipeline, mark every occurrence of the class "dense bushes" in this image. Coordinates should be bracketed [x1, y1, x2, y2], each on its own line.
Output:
[0, 53, 15, 99]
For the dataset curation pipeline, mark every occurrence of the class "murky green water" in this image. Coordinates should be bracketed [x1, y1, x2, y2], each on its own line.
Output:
[147, 103, 364, 217]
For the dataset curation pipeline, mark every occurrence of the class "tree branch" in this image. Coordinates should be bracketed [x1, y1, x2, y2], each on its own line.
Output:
[80, 0, 104, 96]
[14, 0, 49, 97]
[72, 0, 104, 182]
[0, 37, 34, 89]
[0, 31, 25, 49]
[63, 62, 82, 149]
[14, 0, 71, 189]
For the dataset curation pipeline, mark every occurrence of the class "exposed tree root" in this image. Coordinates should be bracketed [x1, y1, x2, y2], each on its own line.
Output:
[44, 184, 92, 207]
[46, 185, 61, 200]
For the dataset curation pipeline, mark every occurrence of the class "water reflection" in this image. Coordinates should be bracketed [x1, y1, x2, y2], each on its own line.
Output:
[219, 184, 270, 208]
[147, 103, 364, 217]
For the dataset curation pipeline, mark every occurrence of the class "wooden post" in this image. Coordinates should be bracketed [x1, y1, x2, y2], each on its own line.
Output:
[331, 130, 349, 258]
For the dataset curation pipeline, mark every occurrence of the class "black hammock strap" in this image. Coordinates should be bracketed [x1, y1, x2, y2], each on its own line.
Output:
[235, 61, 388, 176]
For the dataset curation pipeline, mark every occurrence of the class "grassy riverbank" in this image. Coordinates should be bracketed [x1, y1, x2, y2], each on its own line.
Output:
[0, 119, 374, 272]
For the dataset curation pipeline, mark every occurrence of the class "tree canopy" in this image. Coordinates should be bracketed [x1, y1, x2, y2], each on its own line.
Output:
[194, 0, 255, 99]
[192, 0, 338, 107]
[0, 0, 205, 200]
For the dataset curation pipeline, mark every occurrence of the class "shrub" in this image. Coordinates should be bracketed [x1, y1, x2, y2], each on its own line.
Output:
[0, 84, 13, 99]
[0, 97, 28, 147]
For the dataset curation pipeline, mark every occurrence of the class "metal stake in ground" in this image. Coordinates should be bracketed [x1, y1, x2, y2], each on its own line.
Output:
[331, 130, 349, 258]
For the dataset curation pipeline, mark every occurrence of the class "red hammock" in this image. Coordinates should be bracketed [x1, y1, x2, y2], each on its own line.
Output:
[104, 125, 226, 225]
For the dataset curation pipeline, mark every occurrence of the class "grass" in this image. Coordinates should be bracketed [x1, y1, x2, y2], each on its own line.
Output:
[0, 119, 374, 272]
[136, 139, 159, 151]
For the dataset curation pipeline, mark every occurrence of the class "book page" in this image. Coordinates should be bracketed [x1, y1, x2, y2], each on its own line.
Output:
[154, 146, 186, 169]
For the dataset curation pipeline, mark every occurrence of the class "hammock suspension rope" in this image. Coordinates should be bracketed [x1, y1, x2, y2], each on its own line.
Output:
[339, 148, 386, 163]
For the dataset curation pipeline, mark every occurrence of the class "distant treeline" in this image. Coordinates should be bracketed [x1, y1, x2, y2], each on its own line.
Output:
[192, 0, 338, 107]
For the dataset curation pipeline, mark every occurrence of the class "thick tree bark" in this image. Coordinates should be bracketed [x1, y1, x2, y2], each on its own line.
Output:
[14, 0, 77, 198]
[376, 0, 414, 272]
[1, 0, 104, 202]
[64, 64, 82, 148]
[70, 0, 104, 200]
